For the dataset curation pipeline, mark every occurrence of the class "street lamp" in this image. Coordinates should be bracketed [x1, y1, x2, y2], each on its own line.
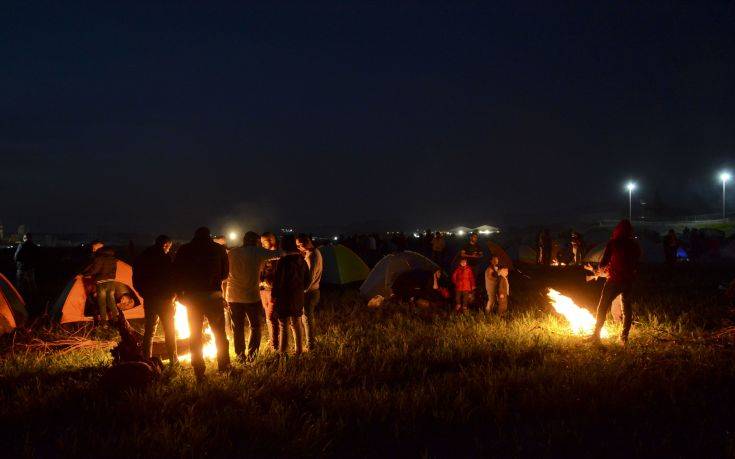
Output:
[625, 181, 636, 220]
[720, 172, 731, 219]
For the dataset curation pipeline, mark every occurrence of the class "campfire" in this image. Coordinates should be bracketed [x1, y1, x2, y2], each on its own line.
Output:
[173, 301, 218, 361]
[547, 288, 609, 338]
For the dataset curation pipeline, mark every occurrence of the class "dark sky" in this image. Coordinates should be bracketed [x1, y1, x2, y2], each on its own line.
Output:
[2, 1, 734, 235]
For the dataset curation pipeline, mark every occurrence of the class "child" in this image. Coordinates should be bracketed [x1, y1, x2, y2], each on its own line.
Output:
[452, 258, 475, 313]
[497, 267, 510, 316]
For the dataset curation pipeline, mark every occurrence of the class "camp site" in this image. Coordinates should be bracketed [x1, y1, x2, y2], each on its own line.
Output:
[3, 2, 735, 458]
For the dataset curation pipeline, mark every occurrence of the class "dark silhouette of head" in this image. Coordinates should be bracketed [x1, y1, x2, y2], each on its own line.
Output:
[243, 231, 259, 246]
[281, 234, 298, 252]
[155, 235, 172, 246]
[612, 219, 634, 240]
[193, 227, 210, 240]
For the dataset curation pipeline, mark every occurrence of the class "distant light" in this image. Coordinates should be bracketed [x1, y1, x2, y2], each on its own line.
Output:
[625, 181, 636, 192]
[332, 236, 338, 241]
[412, 232, 420, 238]
[228, 231, 238, 242]
[720, 171, 731, 183]
[479, 230, 491, 235]
[457, 230, 465, 236]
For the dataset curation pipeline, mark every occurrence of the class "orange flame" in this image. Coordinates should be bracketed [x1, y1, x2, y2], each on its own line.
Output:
[547, 288, 609, 338]
[174, 301, 219, 361]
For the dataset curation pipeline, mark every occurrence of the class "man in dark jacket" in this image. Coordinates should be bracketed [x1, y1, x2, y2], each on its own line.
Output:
[82, 246, 119, 324]
[591, 219, 641, 344]
[273, 235, 310, 355]
[134, 235, 177, 364]
[173, 227, 230, 380]
[14, 233, 40, 314]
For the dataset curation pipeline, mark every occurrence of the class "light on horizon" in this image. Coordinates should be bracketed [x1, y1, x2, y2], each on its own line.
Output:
[625, 181, 636, 192]
[720, 171, 731, 183]
[228, 231, 238, 242]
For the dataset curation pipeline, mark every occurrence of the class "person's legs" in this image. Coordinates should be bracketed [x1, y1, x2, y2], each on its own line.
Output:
[620, 283, 634, 341]
[301, 289, 320, 351]
[203, 296, 230, 371]
[244, 301, 262, 359]
[229, 302, 247, 358]
[186, 300, 206, 379]
[142, 305, 159, 358]
[291, 315, 303, 355]
[159, 301, 178, 363]
[497, 296, 508, 316]
[485, 282, 497, 313]
[454, 290, 462, 312]
[101, 282, 118, 321]
[261, 290, 279, 351]
[278, 316, 289, 354]
[594, 281, 623, 338]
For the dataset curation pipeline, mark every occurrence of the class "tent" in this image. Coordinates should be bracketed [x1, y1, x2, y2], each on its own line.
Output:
[359, 251, 439, 299]
[583, 244, 606, 263]
[506, 244, 537, 264]
[485, 240, 513, 270]
[318, 244, 370, 285]
[0, 273, 28, 335]
[52, 260, 144, 323]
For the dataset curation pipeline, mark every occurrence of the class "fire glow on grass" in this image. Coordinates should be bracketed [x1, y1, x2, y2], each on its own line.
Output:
[547, 288, 609, 338]
[174, 301, 218, 361]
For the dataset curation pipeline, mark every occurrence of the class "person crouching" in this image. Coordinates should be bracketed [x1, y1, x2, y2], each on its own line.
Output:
[272, 235, 311, 355]
[452, 258, 475, 313]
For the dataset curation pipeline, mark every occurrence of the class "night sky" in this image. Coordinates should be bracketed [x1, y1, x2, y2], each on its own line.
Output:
[2, 2, 734, 235]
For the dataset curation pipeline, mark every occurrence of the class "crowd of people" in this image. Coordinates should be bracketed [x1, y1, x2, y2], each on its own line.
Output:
[3, 217, 682, 379]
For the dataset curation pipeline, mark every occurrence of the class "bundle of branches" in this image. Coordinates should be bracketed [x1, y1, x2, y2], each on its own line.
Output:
[5, 325, 116, 355]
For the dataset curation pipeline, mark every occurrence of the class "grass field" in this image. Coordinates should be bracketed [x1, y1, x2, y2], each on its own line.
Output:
[2, 265, 735, 458]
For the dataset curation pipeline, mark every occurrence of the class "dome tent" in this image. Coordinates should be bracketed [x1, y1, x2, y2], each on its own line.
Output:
[359, 251, 439, 299]
[0, 273, 28, 335]
[318, 244, 370, 285]
[52, 260, 144, 324]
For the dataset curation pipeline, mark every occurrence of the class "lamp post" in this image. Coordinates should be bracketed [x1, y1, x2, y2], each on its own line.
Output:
[720, 172, 731, 219]
[625, 181, 636, 221]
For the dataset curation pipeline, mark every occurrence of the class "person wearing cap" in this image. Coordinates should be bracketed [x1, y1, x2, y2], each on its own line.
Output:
[225, 231, 280, 362]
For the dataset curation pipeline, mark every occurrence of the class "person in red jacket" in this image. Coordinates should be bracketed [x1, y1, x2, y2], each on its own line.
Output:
[452, 258, 475, 313]
[591, 219, 641, 343]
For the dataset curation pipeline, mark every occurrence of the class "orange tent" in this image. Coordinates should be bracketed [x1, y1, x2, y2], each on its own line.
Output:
[52, 260, 145, 323]
[0, 273, 28, 334]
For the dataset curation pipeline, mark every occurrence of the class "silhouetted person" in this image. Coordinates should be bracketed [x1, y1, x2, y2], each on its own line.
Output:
[226, 231, 280, 362]
[460, 232, 485, 276]
[570, 230, 583, 265]
[133, 235, 177, 364]
[538, 229, 552, 265]
[484, 255, 500, 314]
[663, 229, 678, 266]
[296, 234, 322, 352]
[14, 233, 40, 315]
[82, 246, 119, 325]
[173, 227, 230, 381]
[272, 235, 310, 355]
[259, 232, 280, 351]
[591, 220, 641, 344]
[431, 232, 446, 265]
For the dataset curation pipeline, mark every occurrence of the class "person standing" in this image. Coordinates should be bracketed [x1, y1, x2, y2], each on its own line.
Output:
[570, 231, 583, 265]
[259, 232, 280, 351]
[133, 235, 177, 364]
[226, 231, 280, 362]
[590, 220, 641, 344]
[431, 232, 446, 265]
[452, 258, 475, 313]
[14, 233, 40, 315]
[272, 235, 310, 355]
[296, 234, 322, 352]
[663, 229, 678, 266]
[82, 246, 119, 325]
[173, 227, 230, 381]
[496, 267, 510, 316]
[484, 255, 500, 314]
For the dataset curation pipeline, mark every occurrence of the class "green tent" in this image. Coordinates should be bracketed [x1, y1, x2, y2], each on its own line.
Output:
[318, 244, 370, 285]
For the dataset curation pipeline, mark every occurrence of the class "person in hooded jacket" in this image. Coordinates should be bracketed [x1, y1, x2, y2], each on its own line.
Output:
[272, 235, 310, 355]
[82, 246, 119, 325]
[173, 227, 230, 380]
[133, 235, 177, 364]
[591, 219, 641, 343]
